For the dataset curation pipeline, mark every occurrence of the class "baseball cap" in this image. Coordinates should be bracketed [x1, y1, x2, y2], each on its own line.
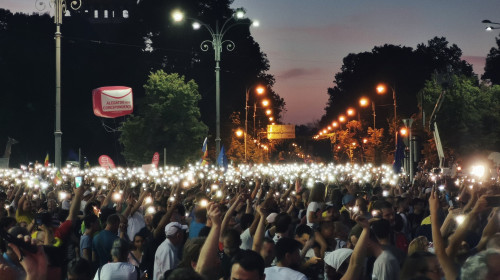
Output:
[324, 248, 353, 269]
[165, 222, 188, 237]
[266, 213, 278, 224]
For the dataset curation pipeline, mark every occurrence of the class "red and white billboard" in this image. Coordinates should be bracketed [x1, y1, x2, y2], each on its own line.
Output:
[98, 155, 116, 169]
[93, 86, 133, 118]
[152, 152, 160, 168]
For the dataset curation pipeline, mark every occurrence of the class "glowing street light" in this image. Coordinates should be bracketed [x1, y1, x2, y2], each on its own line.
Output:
[246, 85, 266, 162]
[235, 129, 244, 137]
[262, 99, 270, 107]
[173, 8, 258, 160]
[359, 97, 369, 107]
[376, 83, 397, 147]
[339, 115, 346, 123]
[347, 108, 355, 117]
[265, 109, 272, 115]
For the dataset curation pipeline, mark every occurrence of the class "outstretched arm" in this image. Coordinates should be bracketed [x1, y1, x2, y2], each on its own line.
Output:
[429, 187, 458, 280]
[196, 203, 222, 276]
[342, 214, 370, 280]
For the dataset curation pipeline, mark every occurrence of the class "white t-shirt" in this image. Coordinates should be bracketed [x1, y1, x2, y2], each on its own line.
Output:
[153, 238, 178, 280]
[264, 266, 308, 280]
[127, 209, 146, 241]
[240, 228, 253, 250]
[372, 250, 400, 280]
[306, 201, 324, 227]
[94, 262, 138, 280]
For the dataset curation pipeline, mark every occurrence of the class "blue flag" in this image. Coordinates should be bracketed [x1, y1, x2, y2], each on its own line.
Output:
[217, 145, 228, 169]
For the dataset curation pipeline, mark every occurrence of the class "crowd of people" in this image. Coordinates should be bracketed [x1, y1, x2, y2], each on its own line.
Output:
[0, 162, 499, 280]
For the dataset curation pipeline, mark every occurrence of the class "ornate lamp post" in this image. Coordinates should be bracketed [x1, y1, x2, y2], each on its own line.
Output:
[36, 0, 82, 168]
[173, 9, 259, 160]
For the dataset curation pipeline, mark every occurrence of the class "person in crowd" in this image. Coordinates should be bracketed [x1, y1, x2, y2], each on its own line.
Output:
[93, 214, 120, 267]
[153, 221, 187, 280]
[188, 207, 207, 239]
[263, 237, 308, 280]
[230, 250, 266, 280]
[94, 238, 140, 280]
[307, 182, 326, 227]
[400, 251, 443, 280]
[128, 232, 145, 267]
[68, 258, 93, 280]
[81, 214, 100, 261]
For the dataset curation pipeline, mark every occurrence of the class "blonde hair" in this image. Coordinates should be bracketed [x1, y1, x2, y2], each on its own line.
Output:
[408, 236, 428, 256]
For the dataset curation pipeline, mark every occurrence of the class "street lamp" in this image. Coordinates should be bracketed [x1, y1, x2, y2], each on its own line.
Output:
[376, 83, 397, 147]
[245, 85, 265, 162]
[359, 97, 376, 129]
[173, 8, 258, 160]
[36, 0, 83, 168]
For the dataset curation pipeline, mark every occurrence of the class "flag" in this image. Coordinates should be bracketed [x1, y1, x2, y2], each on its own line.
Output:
[53, 169, 62, 185]
[44, 153, 49, 167]
[200, 137, 209, 166]
[84, 157, 90, 168]
[217, 145, 228, 170]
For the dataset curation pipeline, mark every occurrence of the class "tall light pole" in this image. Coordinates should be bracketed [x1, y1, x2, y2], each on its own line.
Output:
[37, 0, 82, 169]
[173, 9, 259, 160]
[245, 86, 265, 162]
[359, 97, 376, 129]
[376, 83, 397, 147]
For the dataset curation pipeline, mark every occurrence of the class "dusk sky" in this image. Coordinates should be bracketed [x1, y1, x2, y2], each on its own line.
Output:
[4, 0, 500, 125]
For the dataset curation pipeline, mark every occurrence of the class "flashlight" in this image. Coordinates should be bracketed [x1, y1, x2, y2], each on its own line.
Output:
[200, 199, 208, 207]
[146, 206, 156, 214]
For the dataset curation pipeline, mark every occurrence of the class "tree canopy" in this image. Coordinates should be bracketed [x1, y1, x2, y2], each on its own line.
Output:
[120, 71, 208, 166]
[421, 75, 500, 158]
[483, 36, 500, 85]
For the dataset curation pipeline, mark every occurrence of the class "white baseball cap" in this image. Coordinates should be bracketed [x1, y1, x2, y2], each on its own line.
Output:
[165, 222, 188, 237]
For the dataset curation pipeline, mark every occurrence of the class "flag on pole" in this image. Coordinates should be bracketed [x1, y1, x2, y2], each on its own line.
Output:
[44, 153, 49, 167]
[217, 145, 228, 170]
[200, 137, 209, 166]
[53, 169, 62, 185]
[84, 157, 90, 168]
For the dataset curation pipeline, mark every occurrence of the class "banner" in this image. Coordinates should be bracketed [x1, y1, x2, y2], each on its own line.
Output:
[152, 152, 160, 168]
[98, 155, 116, 169]
[93, 86, 133, 118]
[267, 125, 295, 139]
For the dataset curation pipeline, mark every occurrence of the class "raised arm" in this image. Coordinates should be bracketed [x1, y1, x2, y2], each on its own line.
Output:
[342, 214, 370, 280]
[446, 195, 489, 258]
[153, 196, 178, 239]
[252, 205, 266, 253]
[124, 188, 149, 218]
[196, 203, 222, 276]
[429, 187, 458, 280]
[220, 194, 244, 241]
[67, 187, 84, 221]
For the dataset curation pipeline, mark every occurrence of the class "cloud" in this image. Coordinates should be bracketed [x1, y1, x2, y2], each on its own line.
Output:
[278, 67, 323, 80]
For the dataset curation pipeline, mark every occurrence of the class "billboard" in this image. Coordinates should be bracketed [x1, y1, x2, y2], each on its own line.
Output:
[93, 86, 133, 118]
[267, 125, 295, 139]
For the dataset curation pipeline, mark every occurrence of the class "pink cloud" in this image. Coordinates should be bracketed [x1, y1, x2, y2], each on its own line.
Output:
[278, 67, 323, 80]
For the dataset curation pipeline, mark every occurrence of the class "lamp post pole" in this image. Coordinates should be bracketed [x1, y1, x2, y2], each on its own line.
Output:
[173, 9, 257, 161]
[372, 101, 376, 129]
[245, 88, 249, 162]
[37, 0, 82, 169]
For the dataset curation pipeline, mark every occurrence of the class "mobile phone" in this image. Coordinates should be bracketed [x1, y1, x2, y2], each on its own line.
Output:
[485, 196, 500, 207]
[75, 176, 82, 188]
[0, 228, 37, 253]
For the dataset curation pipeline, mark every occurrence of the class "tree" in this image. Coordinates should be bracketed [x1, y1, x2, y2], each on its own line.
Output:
[483, 37, 500, 85]
[321, 37, 475, 163]
[420, 74, 500, 159]
[226, 112, 265, 163]
[120, 71, 208, 165]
